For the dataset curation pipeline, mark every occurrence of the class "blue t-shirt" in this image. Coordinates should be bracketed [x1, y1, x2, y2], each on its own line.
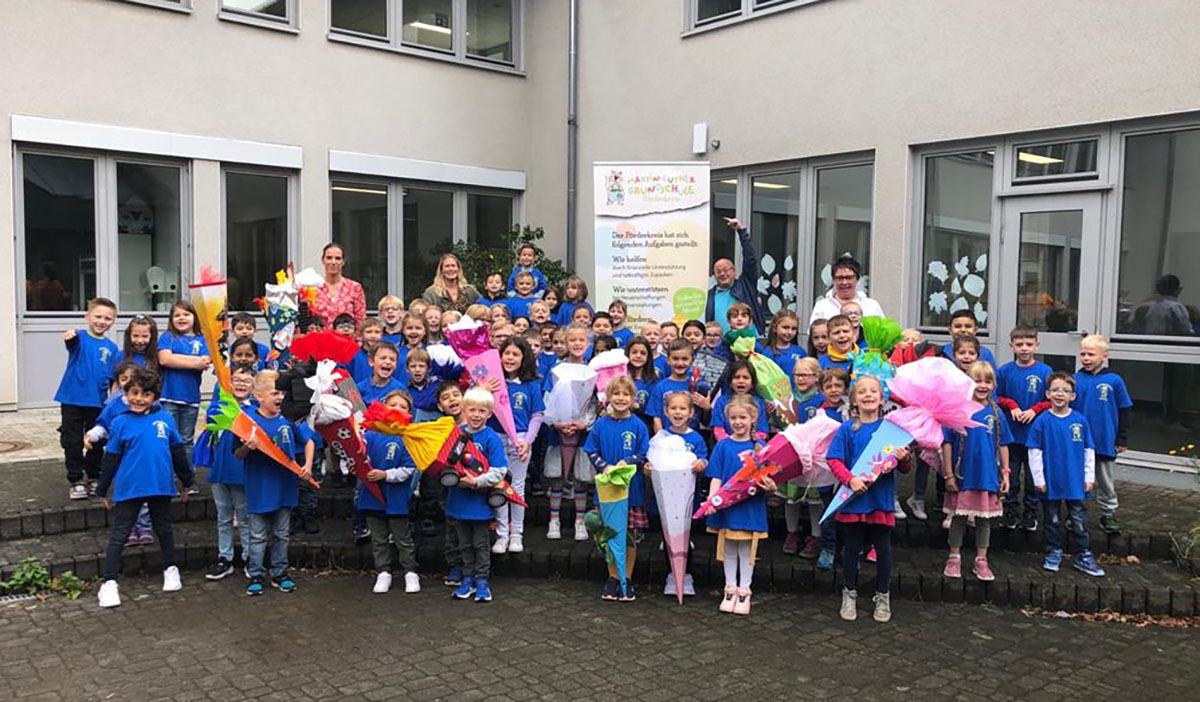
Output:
[584, 415, 650, 507]
[357, 431, 417, 516]
[757, 342, 807, 377]
[537, 352, 559, 379]
[553, 300, 593, 327]
[663, 427, 709, 463]
[201, 397, 255, 485]
[242, 409, 301, 514]
[157, 331, 206, 405]
[95, 394, 130, 432]
[826, 418, 896, 516]
[400, 377, 442, 420]
[711, 392, 769, 436]
[105, 408, 185, 503]
[705, 438, 767, 532]
[507, 266, 547, 297]
[357, 376, 405, 406]
[381, 332, 404, 347]
[501, 295, 537, 321]
[1027, 409, 1094, 501]
[996, 360, 1052, 445]
[445, 425, 508, 521]
[942, 342, 997, 368]
[347, 348, 373, 385]
[645, 376, 708, 430]
[818, 354, 853, 372]
[114, 349, 150, 369]
[612, 328, 634, 348]
[794, 393, 825, 423]
[944, 405, 1011, 493]
[713, 288, 735, 334]
[490, 377, 544, 435]
[1072, 369, 1132, 458]
[54, 330, 119, 408]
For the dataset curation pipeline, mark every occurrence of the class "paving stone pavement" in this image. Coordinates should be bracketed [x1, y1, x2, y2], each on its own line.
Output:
[0, 574, 1197, 702]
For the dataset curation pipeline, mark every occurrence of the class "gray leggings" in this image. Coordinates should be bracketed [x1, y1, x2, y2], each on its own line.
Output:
[948, 515, 991, 550]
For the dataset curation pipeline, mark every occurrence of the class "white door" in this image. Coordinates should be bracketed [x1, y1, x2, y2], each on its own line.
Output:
[997, 192, 1103, 371]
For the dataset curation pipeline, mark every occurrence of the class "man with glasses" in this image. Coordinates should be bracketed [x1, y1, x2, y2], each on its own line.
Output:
[705, 218, 765, 334]
[809, 255, 884, 323]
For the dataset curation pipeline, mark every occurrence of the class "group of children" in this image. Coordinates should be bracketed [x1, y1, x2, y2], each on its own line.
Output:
[56, 249, 1131, 620]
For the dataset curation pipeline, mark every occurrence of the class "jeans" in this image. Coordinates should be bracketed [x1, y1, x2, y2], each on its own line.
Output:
[60, 404, 102, 483]
[1003, 444, 1040, 517]
[1043, 500, 1091, 555]
[817, 486, 838, 554]
[455, 519, 491, 580]
[1094, 458, 1119, 517]
[842, 522, 893, 594]
[297, 453, 321, 518]
[211, 482, 250, 563]
[163, 402, 199, 465]
[365, 514, 418, 574]
[103, 497, 175, 581]
[495, 435, 529, 539]
[247, 509, 291, 579]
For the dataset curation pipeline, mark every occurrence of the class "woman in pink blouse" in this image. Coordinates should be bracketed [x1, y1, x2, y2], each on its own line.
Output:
[310, 243, 366, 328]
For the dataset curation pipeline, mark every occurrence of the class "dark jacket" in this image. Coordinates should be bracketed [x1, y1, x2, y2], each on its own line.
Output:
[705, 227, 765, 333]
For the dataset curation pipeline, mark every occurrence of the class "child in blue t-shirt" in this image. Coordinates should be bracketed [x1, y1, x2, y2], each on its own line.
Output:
[86, 362, 153, 546]
[378, 296, 406, 347]
[94, 367, 193, 608]
[357, 343, 404, 405]
[507, 243, 548, 298]
[646, 339, 710, 434]
[648, 390, 708, 597]
[361, 390, 422, 595]
[544, 325, 597, 541]
[502, 271, 539, 321]
[237, 371, 314, 596]
[488, 338, 545, 554]
[1073, 335, 1132, 535]
[701, 395, 773, 616]
[448, 388, 509, 603]
[197, 363, 256, 580]
[157, 300, 210, 467]
[56, 297, 120, 499]
[346, 317, 384, 384]
[783, 357, 825, 558]
[710, 361, 770, 442]
[553, 275, 593, 326]
[231, 312, 271, 370]
[942, 310, 997, 367]
[229, 337, 263, 374]
[995, 326, 1052, 531]
[584, 376, 650, 602]
[818, 315, 857, 372]
[116, 314, 158, 374]
[758, 309, 806, 379]
[609, 300, 634, 347]
[1029, 372, 1105, 578]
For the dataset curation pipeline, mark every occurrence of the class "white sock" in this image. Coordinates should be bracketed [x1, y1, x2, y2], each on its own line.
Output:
[737, 540, 754, 588]
[723, 540, 739, 588]
[784, 501, 802, 533]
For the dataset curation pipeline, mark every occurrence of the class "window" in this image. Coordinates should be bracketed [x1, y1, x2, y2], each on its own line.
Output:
[225, 171, 290, 311]
[921, 151, 994, 329]
[332, 181, 390, 308]
[1016, 210, 1082, 332]
[1014, 140, 1099, 181]
[710, 178, 737, 269]
[117, 163, 183, 312]
[402, 187, 454, 298]
[1108, 359, 1200, 456]
[331, 0, 520, 69]
[750, 172, 800, 316]
[467, 193, 513, 252]
[22, 154, 96, 312]
[815, 163, 873, 297]
[697, 0, 741, 24]
[1116, 128, 1200, 340]
[117, 0, 191, 11]
[220, 0, 295, 28]
[688, 0, 824, 32]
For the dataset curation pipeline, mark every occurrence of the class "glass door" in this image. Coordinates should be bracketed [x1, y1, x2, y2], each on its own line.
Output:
[997, 192, 1102, 370]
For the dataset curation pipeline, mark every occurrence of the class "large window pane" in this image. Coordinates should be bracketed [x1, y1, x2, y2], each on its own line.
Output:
[331, 0, 388, 37]
[815, 164, 873, 300]
[222, 0, 288, 20]
[467, 193, 513, 252]
[332, 181, 389, 310]
[921, 151, 994, 328]
[467, 0, 513, 63]
[710, 179, 737, 274]
[23, 154, 95, 312]
[1109, 359, 1200, 456]
[403, 0, 453, 51]
[117, 163, 181, 312]
[697, 0, 741, 23]
[403, 188, 453, 300]
[1016, 210, 1082, 332]
[226, 172, 288, 312]
[1116, 129, 1200, 339]
[750, 172, 800, 318]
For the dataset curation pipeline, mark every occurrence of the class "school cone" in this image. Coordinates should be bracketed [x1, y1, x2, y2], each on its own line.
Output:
[207, 388, 319, 488]
[651, 464, 695, 605]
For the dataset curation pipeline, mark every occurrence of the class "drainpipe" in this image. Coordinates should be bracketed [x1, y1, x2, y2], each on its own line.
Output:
[566, 0, 578, 271]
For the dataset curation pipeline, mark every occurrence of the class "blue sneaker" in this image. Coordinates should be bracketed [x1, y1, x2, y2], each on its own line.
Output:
[453, 576, 476, 599]
[246, 577, 265, 596]
[601, 577, 620, 601]
[444, 566, 463, 587]
[1043, 549, 1063, 572]
[619, 581, 637, 602]
[474, 578, 492, 602]
[816, 549, 835, 571]
[1073, 551, 1106, 577]
[271, 573, 296, 593]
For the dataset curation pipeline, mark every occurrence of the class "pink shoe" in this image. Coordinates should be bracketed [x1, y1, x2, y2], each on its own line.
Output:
[865, 547, 877, 563]
[973, 557, 995, 582]
[782, 532, 800, 555]
[719, 586, 737, 613]
[943, 554, 962, 578]
[732, 587, 752, 615]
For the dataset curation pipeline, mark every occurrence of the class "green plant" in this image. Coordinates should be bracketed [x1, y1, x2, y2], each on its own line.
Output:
[0, 558, 51, 596]
[50, 571, 88, 600]
[1167, 442, 1200, 575]
[437, 224, 571, 292]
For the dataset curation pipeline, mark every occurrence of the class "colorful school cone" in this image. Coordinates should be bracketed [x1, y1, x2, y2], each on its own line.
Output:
[190, 266, 232, 393]
[778, 414, 842, 488]
[464, 349, 519, 447]
[290, 330, 362, 366]
[444, 317, 491, 360]
[647, 433, 697, 604]
[361, 404, 457, 473]
[206, 387, 319, 488]
[730, 336, 793, 420]
[821, 356, 983, 523]
[588, 349, 629, 405]
[595, 463, 637, 591]
[255, 265, 299, 366]
[693, 451, 777, 520]
[310, 393, 385, 505]
[430, 426, 527, 508]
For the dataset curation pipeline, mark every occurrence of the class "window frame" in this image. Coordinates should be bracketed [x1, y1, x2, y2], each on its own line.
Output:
[220, 166, 299, 311]
[683, 0, 829, 36]
[115, 0, 192, 13]
[219, 0, 299, 33]
[330, 177, 398, 310]
[1011, 137, 1102, 185]
[327, 0, 524, 75]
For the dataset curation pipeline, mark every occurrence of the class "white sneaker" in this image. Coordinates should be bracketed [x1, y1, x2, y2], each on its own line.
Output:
[893, 496, 907, 520]
[373, 572, 393, 594]
[162, 566, 181, 592]
[683, 573, 696, 596]
[404, 572, 420, 593]
[98, 579, 121, 608]
[873, 592, 892, 623]
[547, 519, 562, 540]
[574, 519, 588, 541]
[840, 588, 857, 621]
[663, 574, 677, 597]
[491, 537, 509, 554]
[508, 534, 524, 552]
[906, 495, 928, 521]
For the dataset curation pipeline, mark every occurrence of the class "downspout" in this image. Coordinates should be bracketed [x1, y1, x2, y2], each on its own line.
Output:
[566, 0, 578, 271]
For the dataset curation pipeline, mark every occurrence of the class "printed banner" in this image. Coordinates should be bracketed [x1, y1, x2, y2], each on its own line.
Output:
[594, 162, 711, 326]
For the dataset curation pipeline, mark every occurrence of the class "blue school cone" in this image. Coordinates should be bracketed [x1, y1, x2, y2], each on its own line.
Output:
[595, 464, 637, 591]
[820, 421, 914, 524]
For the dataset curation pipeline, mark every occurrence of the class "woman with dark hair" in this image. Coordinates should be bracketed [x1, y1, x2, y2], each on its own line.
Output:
[310, 243, 366, 328]
[809, 254, 884, 323]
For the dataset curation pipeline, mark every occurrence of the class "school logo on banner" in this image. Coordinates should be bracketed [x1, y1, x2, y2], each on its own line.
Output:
[1070, 423, 1084, 442]
[154, 420, 169, 439]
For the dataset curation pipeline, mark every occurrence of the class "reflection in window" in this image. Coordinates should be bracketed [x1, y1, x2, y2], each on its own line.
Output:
[226, 172, 289, 312]
[331, 0, 388, 37]
[710, 179, 737, 273]
[467, 193, 513, 253]
[697, 0, 741, 23]
[1015, 140, 1099, 180]
[222, 0, 288, 20]
[815, 164, 873, 300]
[403, 0, 453, 51]
[921, 151, 994, 328]
[332, 181, 389, 309]
[1017, 210, 1081, 333]
[1117, 128, 1200, 339]
[751, 172, 800, 317]
[117, 163, 181, 312]
[23, 154, 95, 312]
[403, 188, 453, 298]
[1109, 359, 1200, 456]
[467, 0, 513, 63]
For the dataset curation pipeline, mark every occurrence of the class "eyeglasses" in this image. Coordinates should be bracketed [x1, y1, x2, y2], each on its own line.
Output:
[1047, 387, 1072, 395]
[795, 372, 818, 378]
[833, 275, 858, 282]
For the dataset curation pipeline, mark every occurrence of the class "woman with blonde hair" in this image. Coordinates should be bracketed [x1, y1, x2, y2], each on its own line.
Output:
[422, 254, 480, 313]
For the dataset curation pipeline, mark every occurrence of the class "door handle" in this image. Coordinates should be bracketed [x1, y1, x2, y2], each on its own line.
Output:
[1067, 329, 1089, 337]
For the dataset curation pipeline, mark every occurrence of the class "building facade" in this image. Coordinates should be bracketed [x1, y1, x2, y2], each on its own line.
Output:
[4, 0, 1200, 474]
